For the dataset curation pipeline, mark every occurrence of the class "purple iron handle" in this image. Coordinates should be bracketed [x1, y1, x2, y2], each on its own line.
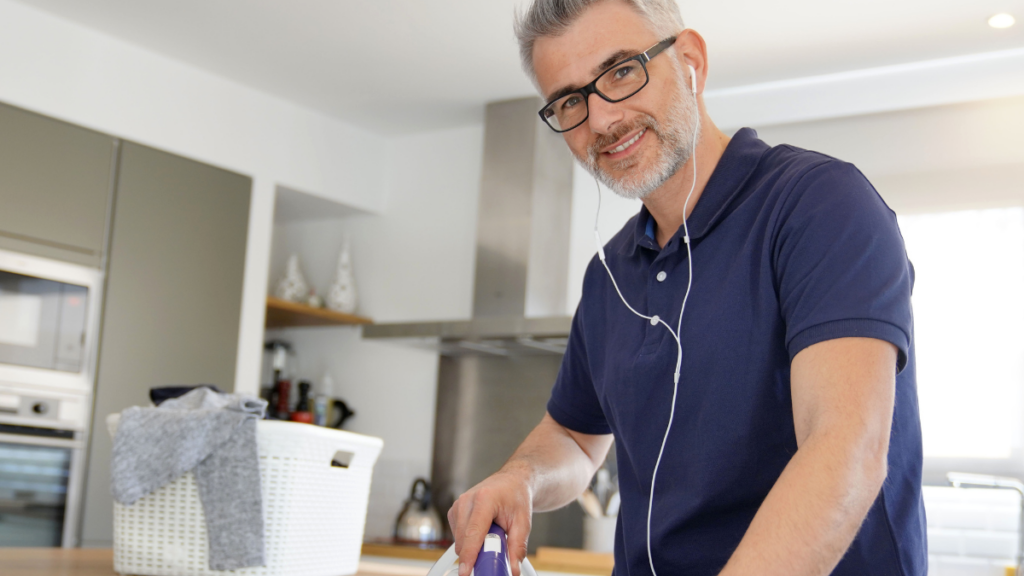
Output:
[473, 523, 512, 576]
[424, 522, 536, 576]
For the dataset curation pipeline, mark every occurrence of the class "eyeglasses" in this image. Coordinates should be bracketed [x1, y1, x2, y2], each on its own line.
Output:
[538, 37, 677, 133]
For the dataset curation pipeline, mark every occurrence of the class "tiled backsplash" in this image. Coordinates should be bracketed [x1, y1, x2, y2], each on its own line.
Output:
[925, 485, 1020, 576]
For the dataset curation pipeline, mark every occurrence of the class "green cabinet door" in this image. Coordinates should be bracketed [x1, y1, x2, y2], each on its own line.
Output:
[80, 142, 252, 546]
[0, 102, 115, 267]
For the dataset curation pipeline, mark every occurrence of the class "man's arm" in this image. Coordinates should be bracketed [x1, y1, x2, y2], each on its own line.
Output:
[448, 413, 613, 576]
[718, 337, 897, 576]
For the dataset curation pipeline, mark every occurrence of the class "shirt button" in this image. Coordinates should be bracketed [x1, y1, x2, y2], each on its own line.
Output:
[656, 271, 667, 282]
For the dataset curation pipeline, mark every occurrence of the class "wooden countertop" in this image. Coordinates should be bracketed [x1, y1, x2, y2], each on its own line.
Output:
[0, 546, 613, 576]
[1, 548, 116, 576]
[362, 543, 613, 575]
[0, 549, 411, 576]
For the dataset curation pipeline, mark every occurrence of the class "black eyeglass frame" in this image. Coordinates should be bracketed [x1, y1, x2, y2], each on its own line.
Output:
[538, 36, 678, 133]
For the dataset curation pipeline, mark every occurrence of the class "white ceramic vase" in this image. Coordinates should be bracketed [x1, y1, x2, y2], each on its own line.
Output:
[275, 254, 310, 302]
[326, 239, 358, 314]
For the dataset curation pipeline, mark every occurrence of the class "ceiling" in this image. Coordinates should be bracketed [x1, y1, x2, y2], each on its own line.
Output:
[15, 0, 1024, 135]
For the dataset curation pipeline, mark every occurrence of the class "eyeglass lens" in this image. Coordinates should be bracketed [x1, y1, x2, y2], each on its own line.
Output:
[542, 59, 648, 131]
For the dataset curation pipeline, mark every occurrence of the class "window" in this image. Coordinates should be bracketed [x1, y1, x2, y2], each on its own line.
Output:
[898, 207, 1024, 479]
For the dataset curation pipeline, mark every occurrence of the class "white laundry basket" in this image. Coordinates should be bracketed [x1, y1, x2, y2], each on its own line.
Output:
[107, 414, 383, 576]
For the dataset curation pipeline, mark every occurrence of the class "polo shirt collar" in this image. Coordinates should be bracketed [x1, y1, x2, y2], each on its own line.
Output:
[626, 128, 770, 256]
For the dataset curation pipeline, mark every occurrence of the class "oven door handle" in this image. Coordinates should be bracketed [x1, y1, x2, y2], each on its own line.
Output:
[0, 432, 83, 450]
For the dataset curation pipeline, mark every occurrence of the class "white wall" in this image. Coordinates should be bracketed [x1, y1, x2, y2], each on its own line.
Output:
[265, 124, 484, 539]
[0, 0, 392, 395]
[751, 94, 1024, 214]
[268, 124, 484, 323]
[566, 164, 642, 314]
[704, 47, 1024, 133]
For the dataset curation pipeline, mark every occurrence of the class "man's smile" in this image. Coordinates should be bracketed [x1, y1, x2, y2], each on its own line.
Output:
[601, 127, 647, 159]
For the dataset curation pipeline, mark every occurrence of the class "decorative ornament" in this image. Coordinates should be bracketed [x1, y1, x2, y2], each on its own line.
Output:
[307, 289, 324, 309]
[275, 254, 309, 302]
[326, 238, 358, 314]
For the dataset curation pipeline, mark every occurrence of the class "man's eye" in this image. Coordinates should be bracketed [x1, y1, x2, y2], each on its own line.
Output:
[606, 62, 638, 83]
[560, 95, 583, 111]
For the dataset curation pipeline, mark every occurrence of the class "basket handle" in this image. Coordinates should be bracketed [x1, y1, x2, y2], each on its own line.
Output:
[331, 450, 354, 468]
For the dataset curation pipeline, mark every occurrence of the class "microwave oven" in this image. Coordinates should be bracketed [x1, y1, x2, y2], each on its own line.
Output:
[0, 249, 103, 396]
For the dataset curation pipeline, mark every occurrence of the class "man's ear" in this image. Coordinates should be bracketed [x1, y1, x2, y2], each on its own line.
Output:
[674, 29, 708, 95]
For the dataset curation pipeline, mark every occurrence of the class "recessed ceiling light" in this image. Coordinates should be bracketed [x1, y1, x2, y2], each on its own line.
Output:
[989, 13, 1016, 29]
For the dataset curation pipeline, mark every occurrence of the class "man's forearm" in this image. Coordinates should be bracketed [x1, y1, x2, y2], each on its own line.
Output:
[717, 427, 888, 576]
[499, 413, 612, 512]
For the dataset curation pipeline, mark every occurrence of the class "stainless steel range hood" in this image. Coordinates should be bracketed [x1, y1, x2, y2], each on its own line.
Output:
[365, 97, 588, 549]
[363, 97, 575, 355]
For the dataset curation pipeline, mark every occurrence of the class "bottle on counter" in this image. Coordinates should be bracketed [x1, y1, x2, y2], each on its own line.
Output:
[263, 340, 293, 420]
[313, 372, 335, 426]
[313, 393, 328, 426]
[290, 381, 313, 423]
[275, 380, 292, 420]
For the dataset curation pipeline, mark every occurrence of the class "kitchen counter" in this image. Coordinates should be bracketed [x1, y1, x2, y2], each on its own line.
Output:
[361, 543, 612, 576]
[0, 547, 612, 576]
[2, 548, 115, 576]
[0, 548, 422, 576]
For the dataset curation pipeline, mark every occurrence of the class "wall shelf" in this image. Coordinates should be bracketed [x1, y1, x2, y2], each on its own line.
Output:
[265, 296, 372, 328]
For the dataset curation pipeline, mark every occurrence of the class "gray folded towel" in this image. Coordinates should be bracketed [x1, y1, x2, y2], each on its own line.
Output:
[111, 388, 268, 570]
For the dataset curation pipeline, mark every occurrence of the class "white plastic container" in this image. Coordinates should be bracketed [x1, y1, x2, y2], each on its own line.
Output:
[582, 515, 617, 553]
[107, 414, 383, 576]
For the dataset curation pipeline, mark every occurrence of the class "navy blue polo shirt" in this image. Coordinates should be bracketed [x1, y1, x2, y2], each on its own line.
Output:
[548, 128, 926, 575]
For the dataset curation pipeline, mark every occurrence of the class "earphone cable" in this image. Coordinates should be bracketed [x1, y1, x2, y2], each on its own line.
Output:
[590, 111, 700, 576]
[647, 116, 700, 576]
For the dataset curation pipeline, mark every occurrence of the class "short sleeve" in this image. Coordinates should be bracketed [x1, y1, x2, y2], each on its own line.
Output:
[774, 160, 914, 372]
[547, 286, 612, 435]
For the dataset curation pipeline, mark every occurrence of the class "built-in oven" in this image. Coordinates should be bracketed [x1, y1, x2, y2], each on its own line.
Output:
[0, 249, 102, 547]
[0, 406, 84, 547]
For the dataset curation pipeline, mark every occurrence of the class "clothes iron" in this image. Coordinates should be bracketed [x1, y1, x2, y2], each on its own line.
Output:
[426, 523, 538, 576]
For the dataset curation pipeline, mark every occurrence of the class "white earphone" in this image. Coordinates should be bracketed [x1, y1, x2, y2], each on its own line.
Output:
[591, 60, 700, 576]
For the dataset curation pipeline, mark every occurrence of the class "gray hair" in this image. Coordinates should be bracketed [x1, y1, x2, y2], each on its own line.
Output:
[514, 0, 686, 84]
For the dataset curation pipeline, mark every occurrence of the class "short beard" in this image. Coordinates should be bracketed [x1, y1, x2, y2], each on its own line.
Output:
[575, 67, 701, 201]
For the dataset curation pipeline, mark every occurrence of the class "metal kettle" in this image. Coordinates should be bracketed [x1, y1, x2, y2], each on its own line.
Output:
[394, 477, 444, 543]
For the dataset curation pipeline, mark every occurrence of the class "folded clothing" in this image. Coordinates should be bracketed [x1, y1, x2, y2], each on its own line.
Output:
[111, 387, 268, 571]
[149, 384, 223, 406]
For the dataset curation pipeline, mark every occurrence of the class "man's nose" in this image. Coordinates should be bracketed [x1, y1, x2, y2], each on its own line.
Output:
[586, 93, 623, 135]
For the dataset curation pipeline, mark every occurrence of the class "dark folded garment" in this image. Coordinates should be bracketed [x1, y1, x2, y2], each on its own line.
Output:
[150, 384, 223, 406]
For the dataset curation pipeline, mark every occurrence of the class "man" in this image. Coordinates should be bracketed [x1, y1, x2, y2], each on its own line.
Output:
[448, 1, 926, 574]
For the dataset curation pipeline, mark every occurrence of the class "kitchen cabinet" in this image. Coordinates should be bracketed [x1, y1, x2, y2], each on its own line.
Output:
[0, 102, 116, 268]
[79, 141, 251, 546]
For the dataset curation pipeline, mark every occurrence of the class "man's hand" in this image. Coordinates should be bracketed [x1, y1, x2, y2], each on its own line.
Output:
[447, 413, 613, 576]
[448, 466, 533, 576]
